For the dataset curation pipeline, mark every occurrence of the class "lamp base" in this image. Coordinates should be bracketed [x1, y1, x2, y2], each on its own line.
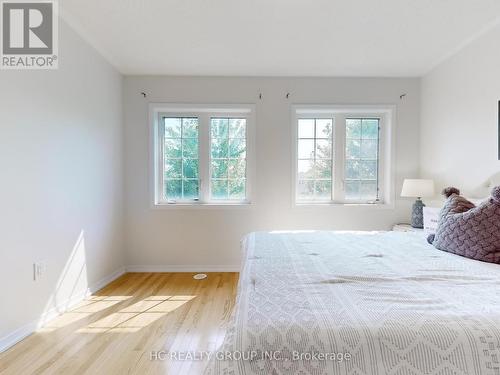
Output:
[411, 198, 425, 228]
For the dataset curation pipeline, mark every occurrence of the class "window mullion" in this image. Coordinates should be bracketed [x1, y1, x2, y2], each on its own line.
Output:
[334, 114, 346, 203]
[180, 121, 184, 200]
[226, 124, 230, 200]
[199, 113, 210, 203]
[313, 119, 317, 200]
[377, 116, 384, 202]
[158, 115, 165, 203]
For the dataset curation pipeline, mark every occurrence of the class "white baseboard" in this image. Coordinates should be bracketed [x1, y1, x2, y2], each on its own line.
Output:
[0, 321, 37, 355]
[126, 265, 240, 273]
[88, 267, 127, 294]
[0, 266, 126, 354]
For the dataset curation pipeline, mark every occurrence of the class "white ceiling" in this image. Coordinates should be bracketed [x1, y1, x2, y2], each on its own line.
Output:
[60, 0, 500, 77]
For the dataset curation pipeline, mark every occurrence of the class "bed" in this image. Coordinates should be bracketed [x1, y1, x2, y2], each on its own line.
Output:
[204, 230, 500, 375]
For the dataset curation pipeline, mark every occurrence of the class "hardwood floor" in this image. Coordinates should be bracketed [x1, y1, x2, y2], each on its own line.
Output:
[0, 272, 239, 375]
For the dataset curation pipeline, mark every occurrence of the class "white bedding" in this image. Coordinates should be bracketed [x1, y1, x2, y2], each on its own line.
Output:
[205, 231, 500, 375]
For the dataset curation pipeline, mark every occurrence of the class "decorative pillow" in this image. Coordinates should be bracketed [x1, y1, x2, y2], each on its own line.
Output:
[427, 186, 500, 263]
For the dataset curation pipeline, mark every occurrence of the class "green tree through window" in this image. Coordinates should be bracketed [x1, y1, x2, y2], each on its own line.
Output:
[345, 118, 379, 201]
[297, 118, 333, 200]
[164, 117, 199, 201]
[210, 118, 246, 200]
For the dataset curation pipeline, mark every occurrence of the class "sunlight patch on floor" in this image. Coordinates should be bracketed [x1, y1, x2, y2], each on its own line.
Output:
[75, 295, 196, 333]
[38, 297, 134, 332]
[73, 299, 128, 313]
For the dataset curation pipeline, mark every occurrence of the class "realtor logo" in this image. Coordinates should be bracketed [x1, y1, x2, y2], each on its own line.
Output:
[1, 0, 58, 69]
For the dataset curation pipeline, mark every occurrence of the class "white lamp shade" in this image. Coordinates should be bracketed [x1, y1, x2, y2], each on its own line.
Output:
[401, 179, 435, 198]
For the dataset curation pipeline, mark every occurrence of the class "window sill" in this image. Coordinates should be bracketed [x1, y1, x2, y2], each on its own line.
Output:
[293, 201, 394, 209]
[152, 201, 253, 209]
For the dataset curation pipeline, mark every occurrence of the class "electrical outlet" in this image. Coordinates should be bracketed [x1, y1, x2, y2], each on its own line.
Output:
[33, 261, 46, 281]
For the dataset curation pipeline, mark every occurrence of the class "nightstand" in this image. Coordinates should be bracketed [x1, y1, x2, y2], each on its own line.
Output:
[392, 223, 424, 233]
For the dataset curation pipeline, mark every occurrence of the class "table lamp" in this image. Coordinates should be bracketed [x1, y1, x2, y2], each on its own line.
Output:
[401, 179, 435, 228]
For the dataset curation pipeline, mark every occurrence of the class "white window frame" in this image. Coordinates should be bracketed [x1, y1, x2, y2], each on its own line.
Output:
[150, 103, 256, 207]
[292, 105, 395, 207]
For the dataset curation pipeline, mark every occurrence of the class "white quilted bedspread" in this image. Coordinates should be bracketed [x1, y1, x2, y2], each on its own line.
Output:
[205, 231, 500, 375]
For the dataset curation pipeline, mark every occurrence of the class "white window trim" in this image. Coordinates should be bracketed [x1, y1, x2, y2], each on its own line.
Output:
[149, 103, 256, 208]
[291, 104, 396, 208]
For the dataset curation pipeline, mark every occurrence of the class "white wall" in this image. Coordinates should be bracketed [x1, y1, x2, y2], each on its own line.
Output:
[421, 24, 500, 194]
[123, 76, 420, 269]
[0, 21, 124, 345]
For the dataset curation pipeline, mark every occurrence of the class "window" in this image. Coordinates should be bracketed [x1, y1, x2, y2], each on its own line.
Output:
[163, 117, 199, 200]
[344, 118, 379, 201]
[210, 118, 247, 200]
[293, 106, 393, 205]
[297, 118, 334, 201]
[152, 104, 254, 206]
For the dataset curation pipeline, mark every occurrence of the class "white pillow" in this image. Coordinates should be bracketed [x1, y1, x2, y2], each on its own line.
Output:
[423, 207, 441, 235]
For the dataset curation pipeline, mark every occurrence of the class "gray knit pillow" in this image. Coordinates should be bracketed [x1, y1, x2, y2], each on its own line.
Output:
[427, 186, 500, 263]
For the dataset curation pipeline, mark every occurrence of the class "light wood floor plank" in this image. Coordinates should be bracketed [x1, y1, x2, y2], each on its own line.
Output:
[0, 272, 238, 375]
